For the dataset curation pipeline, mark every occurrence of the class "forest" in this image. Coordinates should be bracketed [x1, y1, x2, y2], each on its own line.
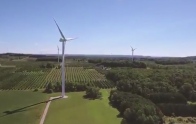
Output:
[104, 59, 196, 124]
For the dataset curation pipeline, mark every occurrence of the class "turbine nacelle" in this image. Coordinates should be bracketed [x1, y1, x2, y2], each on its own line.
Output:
[59, 38, 66, 42]
[54, 19, 78, 43]
[130, 46, 136, 51]
[59, 37, 78, 42]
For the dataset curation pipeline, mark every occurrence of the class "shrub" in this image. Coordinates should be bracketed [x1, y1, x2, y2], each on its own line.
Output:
[44, 82, 87, 93]
[84, 87, 102, 99]
[48, 89, 53, 93]
[33, 88, 38, 92]
[177, 117, 183, 122]
[44, 82, 53, 93]
[168, 119, 175, 124]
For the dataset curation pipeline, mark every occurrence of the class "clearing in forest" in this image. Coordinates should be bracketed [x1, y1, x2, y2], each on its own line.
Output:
[44, 90, 121, 124]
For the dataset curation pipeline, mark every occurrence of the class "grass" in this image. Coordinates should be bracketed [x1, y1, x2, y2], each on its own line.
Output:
[44, 90, 121, 124]
[0, 91, 49, 124]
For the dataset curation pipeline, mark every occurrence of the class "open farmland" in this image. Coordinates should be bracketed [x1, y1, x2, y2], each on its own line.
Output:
[0, 67, 51, 90]
[44, 90, 121, 124]
[46, 67, 114, 88]
[0, 61, 113, 90]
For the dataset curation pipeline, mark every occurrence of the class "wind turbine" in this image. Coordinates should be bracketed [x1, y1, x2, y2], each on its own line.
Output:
[57, 45, 60, 63]
[130, 46, 136, 62]
[54, 19, 77, 98]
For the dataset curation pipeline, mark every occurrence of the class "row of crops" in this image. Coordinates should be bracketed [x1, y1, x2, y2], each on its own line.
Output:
[46, 67, 106, 82]
[46, 67, 114, 88]
[0, 67, 51, 90]
[0, 66, 113, 90]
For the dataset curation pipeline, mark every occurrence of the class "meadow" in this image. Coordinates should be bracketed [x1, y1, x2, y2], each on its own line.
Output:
[0, 91, 49, 124]
[44, 90, 121, 124]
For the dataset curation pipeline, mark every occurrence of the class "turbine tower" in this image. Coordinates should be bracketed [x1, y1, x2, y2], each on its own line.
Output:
[57, 45, 59, 63]
[130, 46, 136, 62]
[54, 19, 77, 98]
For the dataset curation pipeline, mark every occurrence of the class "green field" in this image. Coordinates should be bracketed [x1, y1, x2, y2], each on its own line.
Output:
[46, 67, 107, 83]
[0, 67, 50, 90]
[0, 91, 49, 124]
[0, 90, 121, 124]
[0, 66, 114, 90]
[44, 90, 121, 124]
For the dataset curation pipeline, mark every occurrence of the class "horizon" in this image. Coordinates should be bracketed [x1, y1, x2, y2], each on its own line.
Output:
[0, 52, 193, 58]
[1, 0, 196, 57]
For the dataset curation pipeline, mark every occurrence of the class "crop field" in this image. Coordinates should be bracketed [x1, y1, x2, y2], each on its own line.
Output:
[0, 63, 113, 90]
[0, 67, 51, 90]
[46, 67, 114, 88]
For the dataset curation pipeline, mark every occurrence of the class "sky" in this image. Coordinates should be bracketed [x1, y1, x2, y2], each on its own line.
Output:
[0, 0, 196, 57]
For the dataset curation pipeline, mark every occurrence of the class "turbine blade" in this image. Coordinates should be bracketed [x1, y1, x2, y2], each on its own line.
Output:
[66, 37, 78, 41]
[53, 19, 65, 39]
[134, 48, 137, 50]
[130, 46, 133, 49]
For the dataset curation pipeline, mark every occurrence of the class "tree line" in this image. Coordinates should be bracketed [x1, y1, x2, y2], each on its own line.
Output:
[45, 82, 102, 100]
[109, 90, 164, 124]
[154, 59, 192, 65]
[88, 59, 147, 68]
[106, 67, 196, 118]
[44, 82, 87, 93]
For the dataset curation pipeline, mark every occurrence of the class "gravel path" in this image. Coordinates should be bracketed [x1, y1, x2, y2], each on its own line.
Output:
[39, 96, 61, 124]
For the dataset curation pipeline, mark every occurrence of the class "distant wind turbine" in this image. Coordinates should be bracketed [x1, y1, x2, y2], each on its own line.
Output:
[130, 46, 137, 62]
[54, 19, 78, 98]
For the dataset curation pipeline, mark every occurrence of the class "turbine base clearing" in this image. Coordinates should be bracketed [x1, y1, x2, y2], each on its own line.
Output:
[61, 95, 68, 99]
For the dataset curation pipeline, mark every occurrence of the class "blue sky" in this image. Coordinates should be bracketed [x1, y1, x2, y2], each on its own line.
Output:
[0, 0, 196, 57]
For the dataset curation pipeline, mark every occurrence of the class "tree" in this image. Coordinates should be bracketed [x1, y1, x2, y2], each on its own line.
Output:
[109, 90, 164, 124]
[84, 87, 102, 99]
[179, 83, 193, 99]
[44, 82, 53, 93]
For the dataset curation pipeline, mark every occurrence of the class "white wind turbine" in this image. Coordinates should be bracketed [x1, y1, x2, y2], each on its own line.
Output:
[130, 46, 136, 62]
[54, 19, 78, 98]
[57, 45, 60, 63]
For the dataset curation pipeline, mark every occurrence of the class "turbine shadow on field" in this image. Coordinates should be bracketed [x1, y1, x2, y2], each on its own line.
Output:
[83, 95, 103, 100]
[0, 97, 60, 117]
[83, 95, 96, 100]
